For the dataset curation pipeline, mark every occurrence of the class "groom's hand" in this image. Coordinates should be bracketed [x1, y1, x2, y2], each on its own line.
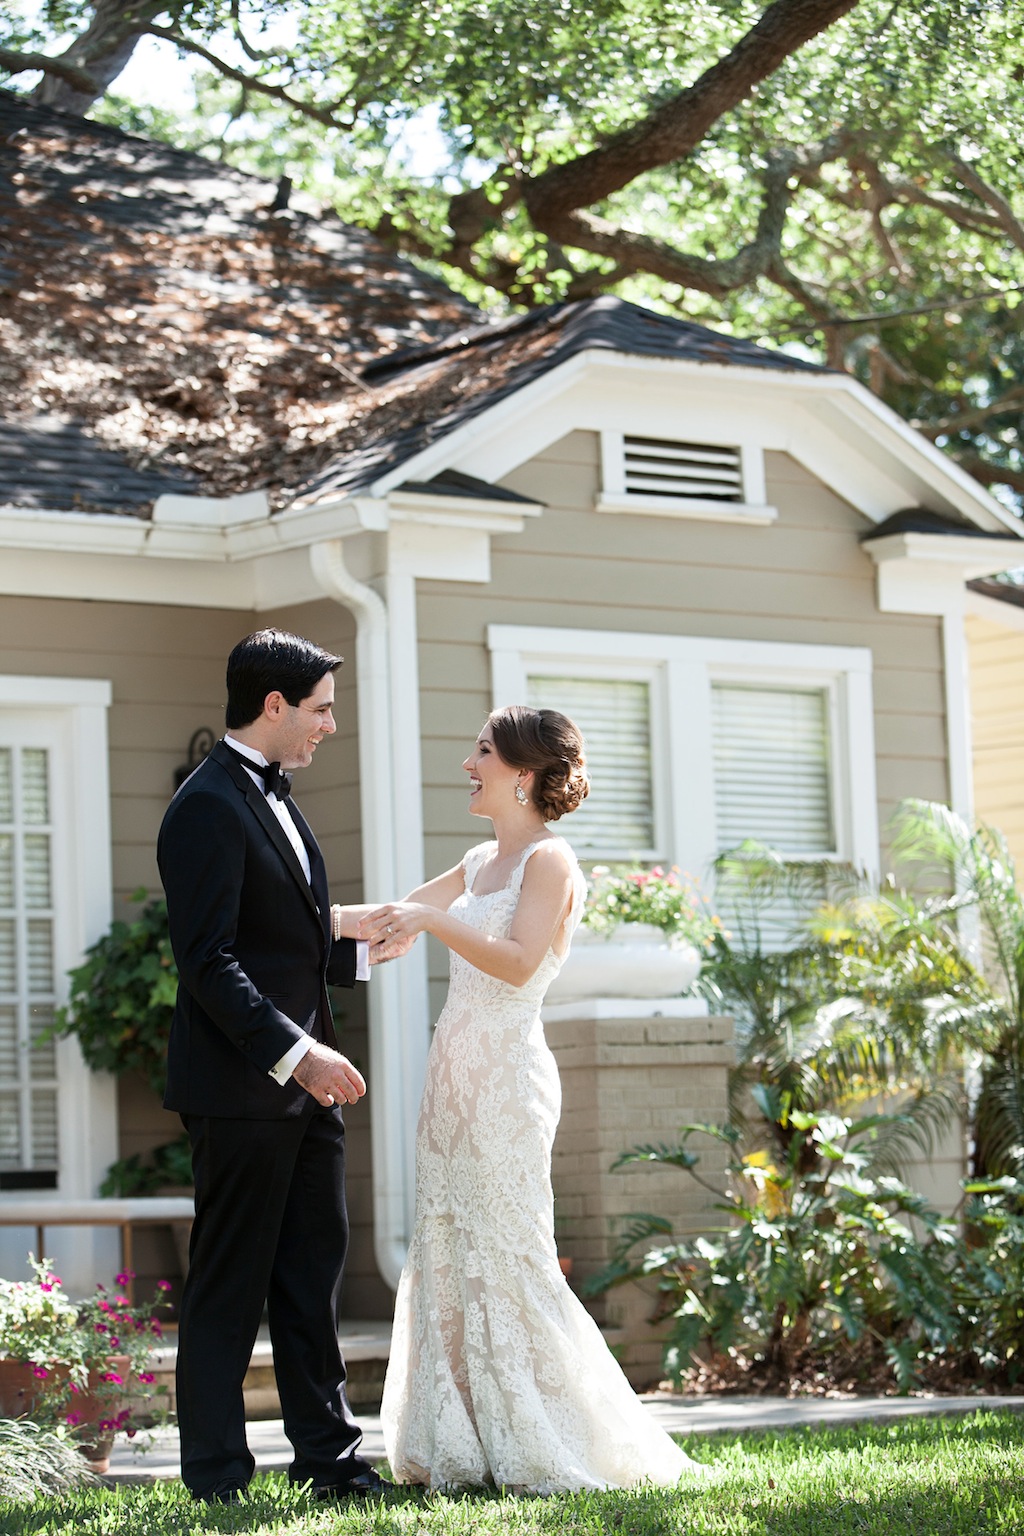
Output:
[291, 1041, 366, 1106]
[369, 933, 417, 964]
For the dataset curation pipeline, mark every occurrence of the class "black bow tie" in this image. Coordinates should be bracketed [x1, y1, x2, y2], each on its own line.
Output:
[224, 744, 292, 801]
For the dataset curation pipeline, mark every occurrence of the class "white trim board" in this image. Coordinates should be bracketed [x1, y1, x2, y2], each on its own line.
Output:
[369, 351, 1019, 536]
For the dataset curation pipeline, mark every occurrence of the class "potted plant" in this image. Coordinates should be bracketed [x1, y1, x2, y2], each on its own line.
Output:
[547, 864, 720, 1003]
[0, 1257, 172, 1473]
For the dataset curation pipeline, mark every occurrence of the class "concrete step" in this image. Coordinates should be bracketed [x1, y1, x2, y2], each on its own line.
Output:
[147, 1321, 392, 1419]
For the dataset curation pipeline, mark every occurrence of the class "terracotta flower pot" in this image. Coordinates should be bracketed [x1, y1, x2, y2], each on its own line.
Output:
[0, 1354, 131, 1474]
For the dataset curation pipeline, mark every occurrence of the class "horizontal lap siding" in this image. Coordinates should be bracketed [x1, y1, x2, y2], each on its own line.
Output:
[0, 594, 360, 909]
[0, 594, 386, 1313]
[966, 611, 1024, 875]
[416, 436, 948, 982]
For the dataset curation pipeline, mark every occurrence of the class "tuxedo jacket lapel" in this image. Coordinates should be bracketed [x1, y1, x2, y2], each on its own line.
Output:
[212, 742, 322, 927]
[288, 800, 330, 945]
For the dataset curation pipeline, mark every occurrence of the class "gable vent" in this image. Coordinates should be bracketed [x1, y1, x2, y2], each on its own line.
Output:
[623, 435, 742, 502]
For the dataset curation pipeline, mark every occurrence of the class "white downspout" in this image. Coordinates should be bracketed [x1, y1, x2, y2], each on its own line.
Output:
[310, 539, 430, 1290]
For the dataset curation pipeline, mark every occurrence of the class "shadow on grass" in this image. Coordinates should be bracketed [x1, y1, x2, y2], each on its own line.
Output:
[1, 1412, 1021, 1536]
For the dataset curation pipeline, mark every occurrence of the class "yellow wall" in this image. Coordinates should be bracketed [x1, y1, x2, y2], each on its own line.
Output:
[967, 608, 1024, 874]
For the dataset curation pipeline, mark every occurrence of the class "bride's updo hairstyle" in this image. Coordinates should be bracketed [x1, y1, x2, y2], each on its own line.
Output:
[487, 704, 589, 822]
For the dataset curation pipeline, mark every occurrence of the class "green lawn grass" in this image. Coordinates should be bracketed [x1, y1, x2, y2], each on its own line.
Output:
[2, 1411, 1022, 1536]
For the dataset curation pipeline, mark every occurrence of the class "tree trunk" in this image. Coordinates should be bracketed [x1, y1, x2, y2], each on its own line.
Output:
[29, 0, 167, 115]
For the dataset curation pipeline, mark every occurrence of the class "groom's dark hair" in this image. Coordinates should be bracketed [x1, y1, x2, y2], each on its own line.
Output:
[225, 628, 342, 728]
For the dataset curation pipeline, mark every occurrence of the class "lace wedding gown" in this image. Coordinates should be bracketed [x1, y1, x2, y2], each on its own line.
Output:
[381, 839, 707, 1493]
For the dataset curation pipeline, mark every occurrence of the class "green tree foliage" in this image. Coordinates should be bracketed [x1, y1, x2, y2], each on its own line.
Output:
[2, 1, 1023, 507]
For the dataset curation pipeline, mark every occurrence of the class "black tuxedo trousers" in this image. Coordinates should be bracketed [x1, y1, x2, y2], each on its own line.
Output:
[158, 742, 369, 1495]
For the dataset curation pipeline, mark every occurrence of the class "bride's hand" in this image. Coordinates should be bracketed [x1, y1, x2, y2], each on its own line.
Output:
[358, 902, 433, 947]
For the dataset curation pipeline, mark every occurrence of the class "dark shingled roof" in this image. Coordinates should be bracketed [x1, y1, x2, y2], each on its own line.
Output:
[1, 92, 828, 517]
[861, 507, 1019, 542]
[0, 89, 476, 513]
[968, 573, 1024, 607]
[290, 296, 826, 507]
[0, 416, 197, 511]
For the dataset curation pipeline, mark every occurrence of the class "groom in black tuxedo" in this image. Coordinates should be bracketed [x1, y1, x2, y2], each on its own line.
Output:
[158, 628, 386, 1503]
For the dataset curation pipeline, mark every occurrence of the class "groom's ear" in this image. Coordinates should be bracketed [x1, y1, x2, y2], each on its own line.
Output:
[263, 690, 287, 720]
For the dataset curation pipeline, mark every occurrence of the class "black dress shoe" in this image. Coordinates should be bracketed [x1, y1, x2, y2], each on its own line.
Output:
[199, 1483, 247, 1505]
[311, 1468, 390, 1500]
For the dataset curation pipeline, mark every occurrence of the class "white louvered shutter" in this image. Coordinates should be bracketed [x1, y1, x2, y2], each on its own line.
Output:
[712, 685, 835, 946]
[526, 676, 657, 858]
[0, 745, 59, 1189]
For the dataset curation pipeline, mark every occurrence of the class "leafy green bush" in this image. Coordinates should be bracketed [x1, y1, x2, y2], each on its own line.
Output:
[99, 1135, 192, 1197]
[51, 890, 177, 1096]
[590, 1098, 1024, 1391]
[588, 1096, 962, 1391]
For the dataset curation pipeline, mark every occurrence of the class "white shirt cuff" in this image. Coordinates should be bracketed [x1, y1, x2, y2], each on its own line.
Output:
[269, 1036, 312, 1085]
[355, 940, 370, 982]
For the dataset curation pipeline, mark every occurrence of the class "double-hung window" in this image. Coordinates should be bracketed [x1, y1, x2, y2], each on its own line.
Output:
[0, 679, 115, 1215]
[489, 627, 878, 939]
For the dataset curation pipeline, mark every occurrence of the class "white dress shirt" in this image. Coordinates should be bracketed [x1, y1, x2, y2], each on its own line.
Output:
[224, 734, 367, 1085]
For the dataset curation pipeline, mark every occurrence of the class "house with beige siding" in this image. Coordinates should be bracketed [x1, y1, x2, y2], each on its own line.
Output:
[965, 577, 1024, 873]
[2, 92, 1021, 1339]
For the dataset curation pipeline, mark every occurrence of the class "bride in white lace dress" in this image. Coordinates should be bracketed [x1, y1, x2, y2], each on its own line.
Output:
[358, 705, 709, 1493]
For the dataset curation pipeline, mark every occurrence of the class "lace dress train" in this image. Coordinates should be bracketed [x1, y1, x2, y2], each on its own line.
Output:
[381, 840, 707, 1492]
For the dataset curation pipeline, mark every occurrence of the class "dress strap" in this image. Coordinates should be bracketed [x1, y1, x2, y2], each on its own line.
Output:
[461, 841, 497, 893]
[507, 840, 545, 897]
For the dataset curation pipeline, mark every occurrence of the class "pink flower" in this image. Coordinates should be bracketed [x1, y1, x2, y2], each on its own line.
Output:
[138, 1371, 155, 1384]
[150, 1320, 163, 1337]
[108, 1336, 120, 1348]
[100, 1371, 123, 1385]
[157, 1280, 172, 1292]
[114, 1271, 135, 1287]
[31, 1365, 49, 1379]
[69, 1382, 80, 1395]
[95, 1323, 108, 1333]
[66, 1411, 82, 1427]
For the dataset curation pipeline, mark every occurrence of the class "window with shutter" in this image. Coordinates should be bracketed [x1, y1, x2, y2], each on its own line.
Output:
[0, 745, 59, 1189]
[712, 683, 836, 946]
[526, 675, 658, 859]
[489, 626, 877, 916]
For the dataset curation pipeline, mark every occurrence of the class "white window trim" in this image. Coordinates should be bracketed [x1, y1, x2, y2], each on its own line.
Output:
[596, 430, 777, 526]
[489, 626, 879, 882]
[0, 677, 116, 1209]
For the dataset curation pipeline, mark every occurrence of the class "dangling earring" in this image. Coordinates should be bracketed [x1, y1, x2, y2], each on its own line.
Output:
[515, 780, 529, 806]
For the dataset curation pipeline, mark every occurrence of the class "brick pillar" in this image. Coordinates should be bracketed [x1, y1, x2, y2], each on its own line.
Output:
[545, 1001, 734, 1387]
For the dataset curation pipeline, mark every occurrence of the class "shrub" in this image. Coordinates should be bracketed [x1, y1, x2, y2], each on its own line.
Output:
[588, 1097, 962, 1391]
[50, 890, 177, 1096]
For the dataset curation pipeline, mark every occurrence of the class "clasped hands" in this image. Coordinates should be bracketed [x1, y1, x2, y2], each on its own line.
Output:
[359, 901, 431, 958]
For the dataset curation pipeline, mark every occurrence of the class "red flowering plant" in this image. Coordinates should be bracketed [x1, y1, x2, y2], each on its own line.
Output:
[581, 864, 720, 947]
[0, 1255, 171, 1441]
